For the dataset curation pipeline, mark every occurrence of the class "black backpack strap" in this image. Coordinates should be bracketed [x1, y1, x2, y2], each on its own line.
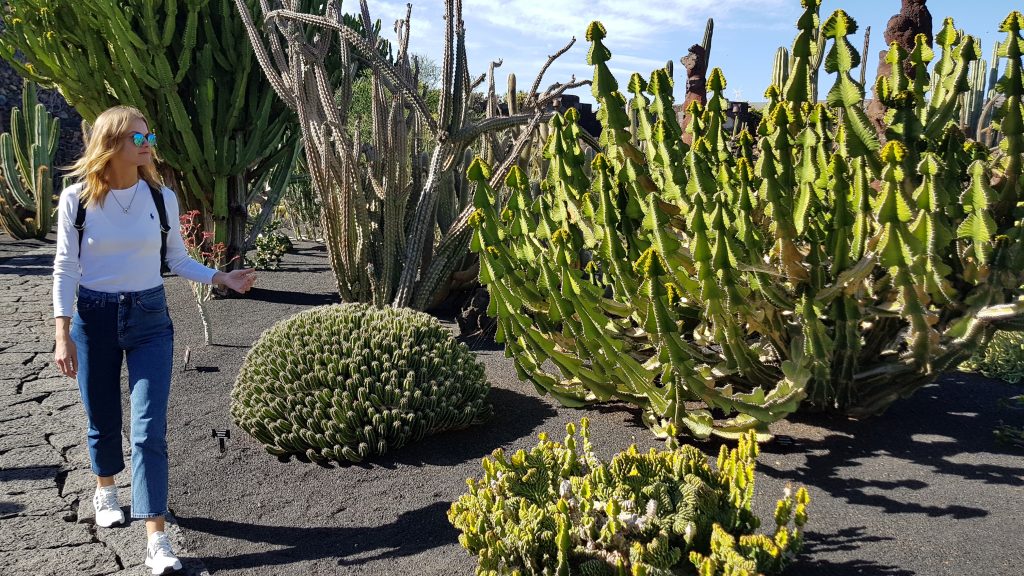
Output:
[74, 198, 86, 257]
[149, 185, 171, 275]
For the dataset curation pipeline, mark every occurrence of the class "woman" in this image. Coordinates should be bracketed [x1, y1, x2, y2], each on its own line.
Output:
[52, 106, 256, 575]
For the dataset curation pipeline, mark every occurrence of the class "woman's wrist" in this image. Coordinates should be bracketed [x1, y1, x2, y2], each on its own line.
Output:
[55, 316, 71, 339]
[211, 271, 224, 286]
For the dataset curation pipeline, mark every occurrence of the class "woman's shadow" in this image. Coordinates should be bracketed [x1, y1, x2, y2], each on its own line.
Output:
[177, 501, 461, 572]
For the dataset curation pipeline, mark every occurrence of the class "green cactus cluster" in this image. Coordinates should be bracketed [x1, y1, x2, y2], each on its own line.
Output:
[236, 0, 585, 310]
[468, 4, 1024, 439]
[231, 303, 492, 464]
[0, 80, 58, 240]
[0, 0, 306, 261]
[448, 419, 808, 576]
[962, 330, 1024, 384]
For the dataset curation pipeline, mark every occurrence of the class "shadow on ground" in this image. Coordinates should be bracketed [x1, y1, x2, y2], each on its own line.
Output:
[760, 373, 1023, 520]
[791, 527, 913, 576]
[0, 254, 52, 276]
[179, 501, 455, 573]
[239, 286, 339, 307]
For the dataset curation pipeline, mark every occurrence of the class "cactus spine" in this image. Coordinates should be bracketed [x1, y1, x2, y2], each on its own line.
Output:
[0, 81, 58, 240]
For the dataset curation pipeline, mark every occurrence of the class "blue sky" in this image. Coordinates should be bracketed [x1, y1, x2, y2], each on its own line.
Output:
[367, 0, 1013, 105]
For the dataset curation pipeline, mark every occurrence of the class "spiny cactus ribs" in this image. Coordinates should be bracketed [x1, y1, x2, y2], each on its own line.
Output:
[0, 80, 58, 240]
[231, 304, 492, 464]
[449, 420, 809, 576]
[470, 5, 1024, 440]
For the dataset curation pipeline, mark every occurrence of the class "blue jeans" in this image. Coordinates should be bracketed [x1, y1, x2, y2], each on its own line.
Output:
[71, 285, 174, 519]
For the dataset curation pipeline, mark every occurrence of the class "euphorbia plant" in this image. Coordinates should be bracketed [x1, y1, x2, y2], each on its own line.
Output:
[469, 3, 1024, 439]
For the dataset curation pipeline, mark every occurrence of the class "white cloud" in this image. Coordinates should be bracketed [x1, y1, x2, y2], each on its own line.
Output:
[463, 0, 788, 47]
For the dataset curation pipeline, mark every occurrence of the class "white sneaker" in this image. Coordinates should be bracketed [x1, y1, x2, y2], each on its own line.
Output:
[145, 531, 183, 575]
[92, 486, 125, 528]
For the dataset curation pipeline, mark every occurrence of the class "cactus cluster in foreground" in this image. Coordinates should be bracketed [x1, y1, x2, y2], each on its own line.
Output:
[449, 420, 808, 575]
[232, 304, 492, 464]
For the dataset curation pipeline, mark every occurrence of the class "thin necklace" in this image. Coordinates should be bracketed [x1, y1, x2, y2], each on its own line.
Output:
[109, 180, 141, 214]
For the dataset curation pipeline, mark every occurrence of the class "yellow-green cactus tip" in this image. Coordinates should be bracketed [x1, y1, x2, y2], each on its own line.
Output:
[770, 102, 791, 125]
[627, 73, 647, 94]
[685, 99, 703, 114]
[708, 68, 727, 92]
[1000, 11, 1024, 32]
[564, 107, 579, 124]
[467, 157, 492, 181]
[796, 486, 810, 505]
[649, 68, 670, 93]
[591, 152, 609, 171]
[825, 9, 856, 37]
[632, 247, 667, 278]
[880, 140, 907, 163]
[505, 165, 527, 189]
[586, 21, 607, 41]
[692, 136, 712, 156]
[763, 84, 780, 100]
[665, 282, 681, 306]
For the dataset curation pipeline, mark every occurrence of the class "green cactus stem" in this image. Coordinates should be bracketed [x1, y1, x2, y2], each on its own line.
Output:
[0, 80, 58, 240]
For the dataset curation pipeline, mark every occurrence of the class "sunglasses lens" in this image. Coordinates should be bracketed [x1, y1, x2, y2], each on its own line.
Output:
[133, 133, 144, 147]
[147, 133, 157, 146]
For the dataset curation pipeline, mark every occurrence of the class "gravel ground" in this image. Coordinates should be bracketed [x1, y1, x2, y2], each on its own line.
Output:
[159, 241, 1024, 575]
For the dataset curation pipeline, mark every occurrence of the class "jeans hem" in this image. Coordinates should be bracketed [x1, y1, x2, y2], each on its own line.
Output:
[91, 464, 126, 477]
[130, 511, 167, 519]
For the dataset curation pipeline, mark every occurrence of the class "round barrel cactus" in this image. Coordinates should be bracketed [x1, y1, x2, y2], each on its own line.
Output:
[231, 303, 492, 464]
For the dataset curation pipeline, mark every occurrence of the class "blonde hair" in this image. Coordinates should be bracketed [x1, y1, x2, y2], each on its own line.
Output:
[66, 106, 163, 208]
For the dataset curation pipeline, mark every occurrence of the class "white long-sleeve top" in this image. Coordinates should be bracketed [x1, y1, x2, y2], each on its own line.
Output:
[53, 180, 218, 318]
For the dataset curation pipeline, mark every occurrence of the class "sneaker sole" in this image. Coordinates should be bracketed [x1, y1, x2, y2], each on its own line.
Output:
[144, 559, 182, 575]
[95, 516, 125, 528]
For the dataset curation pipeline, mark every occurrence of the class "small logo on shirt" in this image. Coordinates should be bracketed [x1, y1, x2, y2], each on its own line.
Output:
[150, 213, 155, 219]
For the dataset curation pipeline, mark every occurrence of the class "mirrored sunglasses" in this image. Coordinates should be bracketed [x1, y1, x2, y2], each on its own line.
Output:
[130, 131, 157, 147]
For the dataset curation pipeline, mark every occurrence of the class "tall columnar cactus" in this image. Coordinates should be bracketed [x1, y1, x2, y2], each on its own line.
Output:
[0, 0, 304, 263]
[469, 5, 1024, 439]
[772, 46, 790, 91]
[231, 304, 492, 464]
[235, 0, 584, 309]
[449, 421, 809, 575]
[0, 81, 58, 240]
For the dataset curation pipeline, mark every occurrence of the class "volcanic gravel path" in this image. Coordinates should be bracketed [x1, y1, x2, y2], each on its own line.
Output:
[4, 234, 1021, 575]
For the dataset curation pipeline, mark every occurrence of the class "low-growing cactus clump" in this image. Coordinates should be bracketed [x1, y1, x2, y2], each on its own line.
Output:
[231, 304, 492, 464]
[962, 331, 1024, 384]
[449, 420, 809, 575]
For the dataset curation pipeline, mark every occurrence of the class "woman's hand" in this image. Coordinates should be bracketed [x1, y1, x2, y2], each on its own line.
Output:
[55, 318, 77, 378]
[214, 268, 257, 294]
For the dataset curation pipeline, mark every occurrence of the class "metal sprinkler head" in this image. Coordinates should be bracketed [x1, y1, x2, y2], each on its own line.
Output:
[212, 428, 230, 454]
